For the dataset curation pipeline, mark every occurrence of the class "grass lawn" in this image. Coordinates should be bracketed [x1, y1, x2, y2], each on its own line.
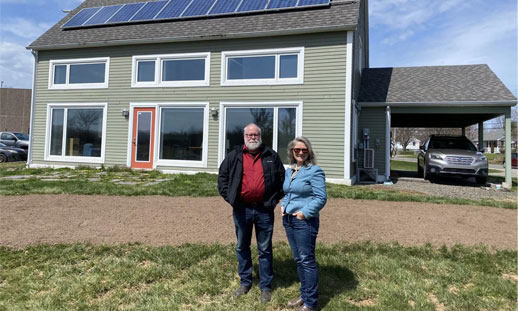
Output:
[1, 242, 516, 311]
[0, 162, 515, 209]
[390, 160, 416, 171]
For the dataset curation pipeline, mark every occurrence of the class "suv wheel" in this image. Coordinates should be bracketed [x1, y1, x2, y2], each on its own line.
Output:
[475, 176, 487, 185]
[0, 154, 7, 163]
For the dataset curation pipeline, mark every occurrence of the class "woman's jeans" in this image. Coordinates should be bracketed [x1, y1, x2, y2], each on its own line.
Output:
[283, 214, 319, 309]
[233, 204, 274, 290]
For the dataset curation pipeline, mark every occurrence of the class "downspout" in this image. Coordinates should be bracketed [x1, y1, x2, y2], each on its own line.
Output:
[344, 31, 354, 185]
[385, 106, 391, 181]
[27, 50, 38, 168]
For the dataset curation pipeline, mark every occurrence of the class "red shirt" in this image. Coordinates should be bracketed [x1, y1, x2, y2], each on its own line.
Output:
[240, 146, 265, 203]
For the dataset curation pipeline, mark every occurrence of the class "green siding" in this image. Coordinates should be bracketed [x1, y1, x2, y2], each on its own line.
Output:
[32, 32, 349, 178]
[357, 107, 387, 176]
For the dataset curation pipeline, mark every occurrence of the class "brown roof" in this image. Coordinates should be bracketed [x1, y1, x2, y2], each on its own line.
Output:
[28, 0, 360, 50]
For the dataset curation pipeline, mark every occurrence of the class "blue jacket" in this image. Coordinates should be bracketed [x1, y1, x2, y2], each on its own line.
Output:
[280, 164, 327, 219]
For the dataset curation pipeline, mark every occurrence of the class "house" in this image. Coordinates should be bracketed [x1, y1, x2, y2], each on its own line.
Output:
[26, 0, 517, 186]
[0, 88, 32, 133]
[480, 129, 518, 153]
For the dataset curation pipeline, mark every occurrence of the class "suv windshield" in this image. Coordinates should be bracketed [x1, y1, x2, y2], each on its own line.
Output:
[429, 137, 477, 151]
[13, 133, 29, 140]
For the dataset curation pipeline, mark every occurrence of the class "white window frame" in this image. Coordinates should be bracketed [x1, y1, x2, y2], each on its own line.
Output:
[131, 52, 211, 88]
[221, 47, 304, 86]
[48, 57, 110, 89]
[45, 103, 107, 164]
[217, 101, 303, 165]
[127, 102, 209, 168]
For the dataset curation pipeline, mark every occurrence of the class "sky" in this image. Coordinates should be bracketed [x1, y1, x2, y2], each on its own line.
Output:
[0, 0, 517, 97]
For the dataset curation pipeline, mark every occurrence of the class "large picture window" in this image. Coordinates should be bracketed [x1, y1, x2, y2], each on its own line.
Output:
[49, 58, 109, 89]
[46, 104, 106, 163]
[132, 53, 210, 87]
[220, 102, 301, 164]
[221, 47, 304, 86]
[155, 103, 209, 167]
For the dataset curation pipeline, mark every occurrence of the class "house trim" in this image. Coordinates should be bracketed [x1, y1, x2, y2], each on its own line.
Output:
[343, 31, 354, 184]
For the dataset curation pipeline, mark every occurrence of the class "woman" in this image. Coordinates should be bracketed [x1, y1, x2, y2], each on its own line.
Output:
[280, 136, 327, 311]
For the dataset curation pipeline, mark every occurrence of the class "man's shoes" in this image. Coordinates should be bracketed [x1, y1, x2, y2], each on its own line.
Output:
[287, 297, 304, 308]
[260, 290, 272, 303]
[296, 306, 319, 311]
[234, 285, 251, 297]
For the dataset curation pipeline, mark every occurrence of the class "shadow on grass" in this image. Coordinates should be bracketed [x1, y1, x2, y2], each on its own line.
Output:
[270, 258, 358, 309]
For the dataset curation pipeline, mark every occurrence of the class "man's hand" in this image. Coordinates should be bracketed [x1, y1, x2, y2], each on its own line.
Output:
[281, 206, 287, 216]
[292, 211, 305, 220]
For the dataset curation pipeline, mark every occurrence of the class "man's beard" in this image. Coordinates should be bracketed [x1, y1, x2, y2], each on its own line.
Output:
[245, 138, 262, 152]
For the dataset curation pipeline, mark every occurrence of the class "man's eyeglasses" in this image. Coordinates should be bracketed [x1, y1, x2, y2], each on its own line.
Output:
[245, 134, 260, 138]
[293, 148, 308, 154]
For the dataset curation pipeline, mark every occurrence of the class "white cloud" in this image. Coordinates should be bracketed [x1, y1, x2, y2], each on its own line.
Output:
[0, 41, 34, 89]
[2, 17, 51, 39]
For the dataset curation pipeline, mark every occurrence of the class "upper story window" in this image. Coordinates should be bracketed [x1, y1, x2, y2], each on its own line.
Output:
[132, 52, 211, 87]
[221, 47, 304, 86]
[49, 57, 110, 89]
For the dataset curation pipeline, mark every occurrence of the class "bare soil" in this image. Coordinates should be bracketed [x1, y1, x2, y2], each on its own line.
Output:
[0, 195, 516, 250]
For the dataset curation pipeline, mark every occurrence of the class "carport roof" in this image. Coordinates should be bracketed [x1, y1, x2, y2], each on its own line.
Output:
[358, 65, 517, 128]
[358, 65, 516, 104]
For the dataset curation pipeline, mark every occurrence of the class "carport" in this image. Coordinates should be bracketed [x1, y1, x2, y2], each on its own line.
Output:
[358, 65, 517, 187]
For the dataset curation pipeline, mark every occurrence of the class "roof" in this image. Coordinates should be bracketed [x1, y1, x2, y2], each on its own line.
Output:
[483, 129, 505, 141]
[28, 0, 360, 50]
[358, 65, 517, 104]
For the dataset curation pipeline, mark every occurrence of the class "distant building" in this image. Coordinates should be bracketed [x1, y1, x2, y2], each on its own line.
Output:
[0, 88, 32, 133]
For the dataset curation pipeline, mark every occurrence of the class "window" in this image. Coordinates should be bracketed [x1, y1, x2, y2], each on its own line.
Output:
[221, 47, 304, 86]
[49, 58, 109, 89]
[132, 53, 210, 87]
[156, 103, 209, 167]
[219, 102, 302, 164]
[46, 104, 107, 163]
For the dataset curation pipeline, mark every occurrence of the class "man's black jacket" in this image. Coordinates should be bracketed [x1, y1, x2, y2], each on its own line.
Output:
[218, 145, 285, 208]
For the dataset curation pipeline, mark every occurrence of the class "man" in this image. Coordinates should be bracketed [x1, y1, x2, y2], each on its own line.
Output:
[218, 123, 285, 304]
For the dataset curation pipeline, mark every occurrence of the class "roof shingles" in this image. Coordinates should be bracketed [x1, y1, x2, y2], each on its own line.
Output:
[28, 0, 359, 50]
[358, 65, 517, 103]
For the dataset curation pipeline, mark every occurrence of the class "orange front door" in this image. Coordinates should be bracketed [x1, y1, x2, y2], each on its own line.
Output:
[131, 108, 155, 169]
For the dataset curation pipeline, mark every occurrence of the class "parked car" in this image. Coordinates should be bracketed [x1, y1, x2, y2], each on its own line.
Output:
[0, 132, 29, 150]
[0, 142, 27, 162]
[502, 152, 518, 168]
[417, 135, 488, 184]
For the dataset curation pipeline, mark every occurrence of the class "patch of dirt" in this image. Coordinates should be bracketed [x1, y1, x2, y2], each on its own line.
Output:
[0, 195, 516, 250]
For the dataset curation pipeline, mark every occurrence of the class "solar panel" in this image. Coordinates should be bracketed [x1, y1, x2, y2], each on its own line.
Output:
[208, 0, 242, 15]
[181, 0, 216, 17]
[63, 7, 101, 27]
[267, 0, 298, 10]
[107, 2, 146, 23]
[236, 0, 268, 12]
[84, 5, 123, 25]
[297, 0, 330, 6]
[131, 0, 168, 21]
[155, 0, 192, 19]
[63, 0, 330, 29]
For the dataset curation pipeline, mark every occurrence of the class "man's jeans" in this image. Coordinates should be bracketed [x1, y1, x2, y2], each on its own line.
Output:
[283, 215, 319, 309]
[233, 203, 274, 290]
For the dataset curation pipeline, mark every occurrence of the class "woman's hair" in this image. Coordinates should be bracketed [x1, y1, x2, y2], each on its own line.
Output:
[287, 136, 317, 166]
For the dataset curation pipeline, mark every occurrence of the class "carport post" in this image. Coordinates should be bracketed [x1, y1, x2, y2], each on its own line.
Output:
[503, 111, 512, 188]
[461, 127, 465, 136]
[478, 122, 484, 152]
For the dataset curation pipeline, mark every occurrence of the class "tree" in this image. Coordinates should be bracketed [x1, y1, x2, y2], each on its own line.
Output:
[393, 128, 417, 152]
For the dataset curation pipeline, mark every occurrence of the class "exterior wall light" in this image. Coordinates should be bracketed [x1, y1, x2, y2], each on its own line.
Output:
[121, 108, 129, 117]
[211, 107, 218, 118]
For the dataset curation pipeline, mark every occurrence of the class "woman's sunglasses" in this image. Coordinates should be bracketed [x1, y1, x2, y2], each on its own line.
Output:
[293, 148, 308, 154]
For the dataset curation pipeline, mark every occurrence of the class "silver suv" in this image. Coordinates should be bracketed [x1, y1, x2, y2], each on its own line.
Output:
[417, 135, 488, 184]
